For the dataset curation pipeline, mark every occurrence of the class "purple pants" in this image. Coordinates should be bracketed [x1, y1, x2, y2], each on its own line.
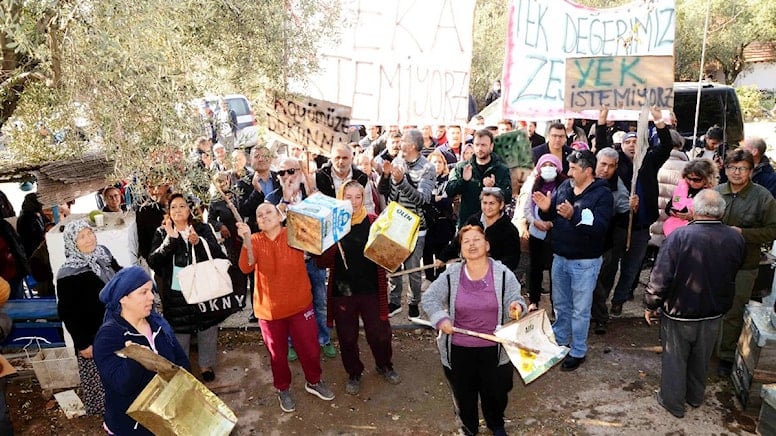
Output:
[259, 304, 321, 391]
[332, 294, 393, 377]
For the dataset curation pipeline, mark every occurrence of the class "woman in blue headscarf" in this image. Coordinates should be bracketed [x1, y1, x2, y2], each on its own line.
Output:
[93, 266, 189, 435]
[56, 219, 121, 416]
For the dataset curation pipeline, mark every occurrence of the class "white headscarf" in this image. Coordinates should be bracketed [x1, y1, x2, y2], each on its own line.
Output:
[56, 219, 116, 283]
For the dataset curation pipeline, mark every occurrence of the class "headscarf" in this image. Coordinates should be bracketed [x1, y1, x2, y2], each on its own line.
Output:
[98, 266, 169, 330]
[337, 180, 367, 225]
[57, 219, 116, 283]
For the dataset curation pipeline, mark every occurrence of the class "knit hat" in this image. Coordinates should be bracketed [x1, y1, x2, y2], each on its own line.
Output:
[536, 154, 562, 174]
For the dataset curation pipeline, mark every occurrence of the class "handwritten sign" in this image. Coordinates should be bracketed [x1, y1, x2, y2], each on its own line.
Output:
[265, 96, 352, 155]
[564, 55, 674, 111]
[291, 0, 476, 125]
[503, 0, 676, 119]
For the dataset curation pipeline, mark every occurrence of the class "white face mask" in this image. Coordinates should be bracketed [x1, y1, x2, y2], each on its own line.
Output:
[540, 166, 557, 181]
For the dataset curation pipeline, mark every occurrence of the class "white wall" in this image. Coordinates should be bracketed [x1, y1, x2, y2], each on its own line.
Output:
[734, 63, 776, 91]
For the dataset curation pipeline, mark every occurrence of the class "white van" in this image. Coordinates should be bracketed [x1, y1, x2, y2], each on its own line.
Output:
[204, 94, 256, 131]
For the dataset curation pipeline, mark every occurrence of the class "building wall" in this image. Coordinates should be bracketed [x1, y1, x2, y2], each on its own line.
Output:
[734, 63, 776, 91]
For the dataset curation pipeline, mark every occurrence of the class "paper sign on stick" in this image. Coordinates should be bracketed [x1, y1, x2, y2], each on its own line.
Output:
[564, 55, 674, 111]
[265, 96, 352, 156]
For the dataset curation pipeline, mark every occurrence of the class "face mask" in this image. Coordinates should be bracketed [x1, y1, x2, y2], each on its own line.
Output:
[540, 166, 557, 181]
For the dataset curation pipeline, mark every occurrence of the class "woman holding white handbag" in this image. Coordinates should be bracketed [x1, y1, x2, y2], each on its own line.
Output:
[148, 193, 228, 382]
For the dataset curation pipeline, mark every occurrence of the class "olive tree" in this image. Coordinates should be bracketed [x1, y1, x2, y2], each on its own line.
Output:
[0, 0, 340, 188]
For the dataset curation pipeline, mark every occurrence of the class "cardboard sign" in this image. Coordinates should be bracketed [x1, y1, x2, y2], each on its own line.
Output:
[286, 193, 353, 255]
[290, 0, 476, 125]
[564, 55, 674, 111]
[502, 0, 676, 120]
[265, 96, 352, 155]
[364, 202, 420, 272]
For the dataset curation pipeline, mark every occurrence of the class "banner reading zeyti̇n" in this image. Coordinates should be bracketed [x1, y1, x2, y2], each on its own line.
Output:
[502, 0, 676, 120]
[293, 0, 476, 125]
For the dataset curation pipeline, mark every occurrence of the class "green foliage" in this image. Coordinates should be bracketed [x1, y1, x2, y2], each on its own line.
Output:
[0, 0, 340, 189]
[471, 0, 508, 110]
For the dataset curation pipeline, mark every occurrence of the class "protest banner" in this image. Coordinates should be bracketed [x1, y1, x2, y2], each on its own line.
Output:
[564, 55, 674, 111]
[291, 0, 476, 125]
[502, 0, 676, 120]
[265, 96, 352, 156]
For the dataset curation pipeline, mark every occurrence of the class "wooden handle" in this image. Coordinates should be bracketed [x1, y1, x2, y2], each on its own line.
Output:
[216, 185, 254, 265]
[386, 258, 461, 278]
[452, 327, 540, 354]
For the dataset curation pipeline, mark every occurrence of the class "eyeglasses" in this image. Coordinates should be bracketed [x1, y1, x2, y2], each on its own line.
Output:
[686, 176, 704, 183]
[277, 168, 299, 177]
[725, 165, 751, 173]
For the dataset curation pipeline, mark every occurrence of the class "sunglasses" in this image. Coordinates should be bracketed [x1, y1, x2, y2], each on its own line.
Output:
[686, 176, 704, 183]
[277, 168, 299, 177]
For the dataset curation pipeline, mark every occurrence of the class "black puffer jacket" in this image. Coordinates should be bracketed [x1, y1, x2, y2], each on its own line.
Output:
[148, 222, 228, 333]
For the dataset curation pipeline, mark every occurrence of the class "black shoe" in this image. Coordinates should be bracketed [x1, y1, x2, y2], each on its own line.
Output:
[492, 427, 507, 436]
[408, 304, 420, 318]
[593, 321, 607, 335]
[656, 391, 684, 418]
[202, 369, 215, 382]
[717, 359, 733, 377]
[610, 303, 623, 317]
[388, 303, 402, 317]
[248, 314, 258, 323]
[560, 355, 585, 371]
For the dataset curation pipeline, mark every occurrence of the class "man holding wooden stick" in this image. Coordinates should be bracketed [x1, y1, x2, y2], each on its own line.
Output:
[593, 106, 673, 319]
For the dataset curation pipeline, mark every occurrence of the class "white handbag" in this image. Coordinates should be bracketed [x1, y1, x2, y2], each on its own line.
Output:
[177, 239, 233, 305]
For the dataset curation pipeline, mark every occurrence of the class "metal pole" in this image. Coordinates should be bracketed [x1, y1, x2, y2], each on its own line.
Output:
[692, 0, 713, 144]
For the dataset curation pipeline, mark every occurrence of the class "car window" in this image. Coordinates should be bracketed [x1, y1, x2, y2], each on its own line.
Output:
[226, 98, 250, 116]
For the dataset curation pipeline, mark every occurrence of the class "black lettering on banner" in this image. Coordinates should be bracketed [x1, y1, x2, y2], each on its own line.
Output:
[567, 86, 674, 110]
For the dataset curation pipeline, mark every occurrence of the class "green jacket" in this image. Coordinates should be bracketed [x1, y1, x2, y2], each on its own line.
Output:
[445, 154, 512, 228]
[716, 181, 776, 269]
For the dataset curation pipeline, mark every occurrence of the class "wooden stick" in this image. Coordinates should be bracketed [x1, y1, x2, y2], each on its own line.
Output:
[626, 209, 634, 251]
[386, 258, 461, 278]
[215, 184, 254, 265]
[452, 327, 540, 354]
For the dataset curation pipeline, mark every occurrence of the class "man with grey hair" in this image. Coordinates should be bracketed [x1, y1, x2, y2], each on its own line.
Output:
[378, 128, 435, 318]
[315, 142, 375, 213]
[740, 137, 776, 197]
[645, 189, 745, 418]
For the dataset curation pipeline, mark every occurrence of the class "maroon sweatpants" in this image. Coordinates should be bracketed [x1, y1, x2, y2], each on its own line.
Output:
[332, 294, 394, 378]
[259, 304, 321, 391]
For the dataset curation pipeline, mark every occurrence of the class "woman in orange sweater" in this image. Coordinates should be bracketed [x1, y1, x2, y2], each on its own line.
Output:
[237, 203, 334, 413]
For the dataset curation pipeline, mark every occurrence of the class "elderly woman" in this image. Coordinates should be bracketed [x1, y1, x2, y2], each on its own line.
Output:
[663, 158, 718, 236]
[94, 266, 189, 435]
[422, 225, 526, 436]
[148, 193, 227, 382]
[237, 203, 334, 413]
[56, 220, 121, 416]
[317, 181, 398, 396]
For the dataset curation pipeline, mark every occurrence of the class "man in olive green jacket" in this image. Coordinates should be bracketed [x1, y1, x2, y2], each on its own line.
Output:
[446, 129, 512, 229]
[715, 149, 776, 376]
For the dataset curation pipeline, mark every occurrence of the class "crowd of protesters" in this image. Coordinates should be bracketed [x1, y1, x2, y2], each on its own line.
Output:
[3, 97, 776, 434]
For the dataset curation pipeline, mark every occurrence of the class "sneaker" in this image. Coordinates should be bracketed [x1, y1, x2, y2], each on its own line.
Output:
[305, 381, 335, 401]
[345, 376, 361, 395]
[560, 355, 585, 372]
[388, 303, 402, 317]
[321, 343, 337, 358]
[248, 314, 258, 323]
[408, 304, 420, 318]
[376, 367, 401, 385]
[278, 389, 295, 412]
[610, 303, 623, 317]
[593, 321, 607, 335]
[288, 347, 298, 362]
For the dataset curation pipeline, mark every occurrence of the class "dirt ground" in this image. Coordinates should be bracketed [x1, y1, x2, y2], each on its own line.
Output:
[3, 315, 761, 435]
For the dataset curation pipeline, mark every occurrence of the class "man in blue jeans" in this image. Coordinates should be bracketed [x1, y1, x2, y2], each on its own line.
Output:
[533, 150, 613, 371]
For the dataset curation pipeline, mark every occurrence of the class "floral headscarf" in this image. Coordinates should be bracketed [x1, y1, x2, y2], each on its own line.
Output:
[56, 219, 116, 283]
